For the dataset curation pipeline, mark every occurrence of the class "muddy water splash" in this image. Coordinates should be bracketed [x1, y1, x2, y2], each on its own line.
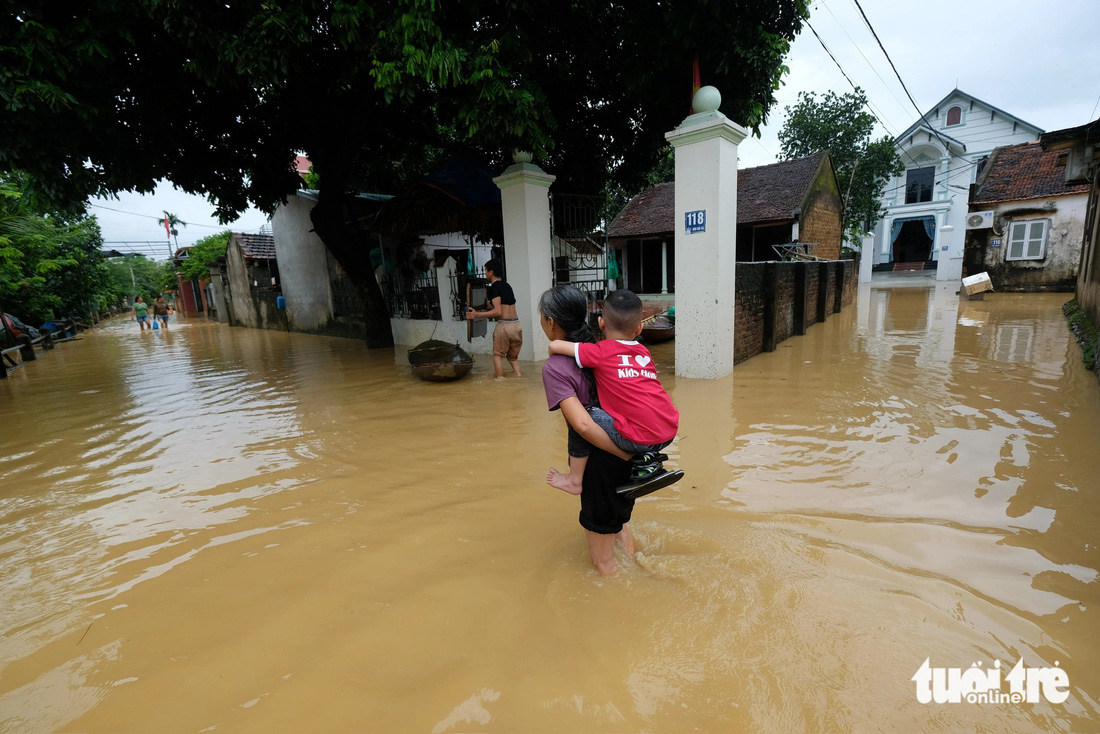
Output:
[0, 286, 1097, 732]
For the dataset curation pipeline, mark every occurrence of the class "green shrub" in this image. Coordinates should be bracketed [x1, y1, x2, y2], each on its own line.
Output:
[1063, 299, 1098, 370]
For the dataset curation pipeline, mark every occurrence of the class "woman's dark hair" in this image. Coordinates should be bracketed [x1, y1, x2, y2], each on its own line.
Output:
[539, 285, 599, 405]
[538, 285, 594, 343]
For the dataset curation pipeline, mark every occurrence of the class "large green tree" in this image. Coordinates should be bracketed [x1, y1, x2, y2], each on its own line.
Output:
[2, 0, 808, 346]
[778, 88, 903, 247]
[103, 255, 174, 305]
[178, 230, 231, 282]
[0, 174, 107, 323]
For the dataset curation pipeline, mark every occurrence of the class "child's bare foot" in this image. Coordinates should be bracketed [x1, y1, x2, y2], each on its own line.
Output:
[546, 467, 583, 495]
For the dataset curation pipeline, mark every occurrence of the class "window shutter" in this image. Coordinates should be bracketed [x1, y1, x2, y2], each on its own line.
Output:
[1008, 222, 1026, 259]
[1026, 222, 1045, 258]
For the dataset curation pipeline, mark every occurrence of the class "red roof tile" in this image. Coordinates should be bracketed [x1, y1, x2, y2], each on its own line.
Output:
[972, 142, 1089, 204]
[608, 152, 828, 239]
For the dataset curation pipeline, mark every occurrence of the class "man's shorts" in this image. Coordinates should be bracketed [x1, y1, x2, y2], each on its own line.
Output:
[579, 449, 635, 535]
[492, 319, 522, 361]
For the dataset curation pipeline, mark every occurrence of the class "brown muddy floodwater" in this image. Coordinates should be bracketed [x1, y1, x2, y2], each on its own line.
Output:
[1, 284, 1098, 733]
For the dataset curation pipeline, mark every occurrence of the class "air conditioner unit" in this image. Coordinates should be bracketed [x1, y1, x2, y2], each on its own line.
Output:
[966, 211, 995, 230]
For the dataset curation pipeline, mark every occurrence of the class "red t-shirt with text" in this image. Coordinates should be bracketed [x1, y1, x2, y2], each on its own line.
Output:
[575, 340, 678, 445]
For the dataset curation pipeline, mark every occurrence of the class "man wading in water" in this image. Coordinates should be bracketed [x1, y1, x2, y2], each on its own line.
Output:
[465, 259, 522, 378]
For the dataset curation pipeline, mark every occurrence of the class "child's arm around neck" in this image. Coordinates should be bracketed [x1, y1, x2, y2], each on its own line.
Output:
[548, 339, 576, 357]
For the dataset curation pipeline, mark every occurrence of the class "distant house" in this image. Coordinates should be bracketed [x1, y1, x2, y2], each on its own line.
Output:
[295, 155, 312, 178]
[863, 89, 1042, 281]
[220, 232, 281, 329]
[965, 142, 1090, 291]
[1040, 119, 1100, 324]
[608, 152, 842, 294]
[172, 246, 206, 316]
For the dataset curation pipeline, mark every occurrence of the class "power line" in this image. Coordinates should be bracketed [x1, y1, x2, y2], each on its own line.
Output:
[819, 0, 906, 127]
[879, 157, 982, 198]
[803, 19, 899, 139]
[849, 0, 950, 153]
[88, 202, 234, 230]
[803, 18, 945, 172]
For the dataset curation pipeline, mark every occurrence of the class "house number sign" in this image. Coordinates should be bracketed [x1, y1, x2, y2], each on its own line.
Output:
[685, 210, 706, 234]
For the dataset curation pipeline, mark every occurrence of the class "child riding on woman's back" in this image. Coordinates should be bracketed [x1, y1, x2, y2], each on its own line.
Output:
[546, 289, 680, 495]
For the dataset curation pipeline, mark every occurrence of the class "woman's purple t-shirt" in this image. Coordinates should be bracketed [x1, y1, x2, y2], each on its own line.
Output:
[542, 354, 592, 411]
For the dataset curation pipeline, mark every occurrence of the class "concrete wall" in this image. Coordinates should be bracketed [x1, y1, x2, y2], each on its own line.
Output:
[207, 262, 230, 323]
[965, 193, 1087, 291]
[1079, 180, 1100, 326]
[733, 258, 857, 365]
[272, 196, 335, 330]
[225, 238, 258, 329]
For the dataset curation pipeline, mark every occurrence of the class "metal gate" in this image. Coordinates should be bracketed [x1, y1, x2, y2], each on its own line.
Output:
[550, 193, 609, 300]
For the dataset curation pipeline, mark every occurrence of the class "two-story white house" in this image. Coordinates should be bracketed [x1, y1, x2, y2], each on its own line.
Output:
[861, 90, 1043, 282]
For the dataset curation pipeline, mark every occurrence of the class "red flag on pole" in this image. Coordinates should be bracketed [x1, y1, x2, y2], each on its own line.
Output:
[691, 54, 701, 114]
[162, 211, 171, 241]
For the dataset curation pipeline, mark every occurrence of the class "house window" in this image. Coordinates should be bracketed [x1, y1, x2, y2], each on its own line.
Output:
[946, 106, 962, 126]
[1006, 220, 1047, 261]
[905, 166, 935, 204]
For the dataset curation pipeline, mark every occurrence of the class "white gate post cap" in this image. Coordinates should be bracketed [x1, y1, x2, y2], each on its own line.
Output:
[692, 86, 721, 114]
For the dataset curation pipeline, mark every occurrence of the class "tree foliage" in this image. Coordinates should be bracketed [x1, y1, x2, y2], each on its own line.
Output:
[179, 230, 231, 282]
[103, 255, 175, 305]
[0, 173, 107, 323]
[2, 0, 809, 344]
[778, 88, 903, 245]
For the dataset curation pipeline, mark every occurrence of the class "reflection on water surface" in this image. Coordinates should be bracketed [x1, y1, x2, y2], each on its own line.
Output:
[1, 285, 1097, 732]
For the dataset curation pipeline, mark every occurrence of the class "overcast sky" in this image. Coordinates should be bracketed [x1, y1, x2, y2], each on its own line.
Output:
[91, 0, 1100, 256]
[738, 0, 1100, 168]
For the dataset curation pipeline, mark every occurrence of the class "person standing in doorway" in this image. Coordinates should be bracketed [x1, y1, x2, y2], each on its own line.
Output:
[132, 296, 151, 331]
[466, 258, 522, 378]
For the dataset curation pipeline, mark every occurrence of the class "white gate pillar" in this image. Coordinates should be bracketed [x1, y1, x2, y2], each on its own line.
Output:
[665, 87, 746, 379]
[494, 152, 556, 363]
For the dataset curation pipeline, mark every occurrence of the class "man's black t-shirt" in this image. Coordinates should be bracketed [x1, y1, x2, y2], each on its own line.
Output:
[486, 280, 516, 306]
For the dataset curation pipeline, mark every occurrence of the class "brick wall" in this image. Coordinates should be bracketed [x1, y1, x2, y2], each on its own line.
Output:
[734, 264, 766, 364]
[805, 265, 820, 330]
[801, 206, 843, 260]
[733, 257, 857, 365]
[840, 256, 859, 307]
[799, 167, 844, 260]
[774, 262, 797, 344]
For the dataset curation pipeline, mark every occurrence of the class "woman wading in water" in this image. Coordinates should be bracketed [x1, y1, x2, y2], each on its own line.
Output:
[538, 285, 636, 575]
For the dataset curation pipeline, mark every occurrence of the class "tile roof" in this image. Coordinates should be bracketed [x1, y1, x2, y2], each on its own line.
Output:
[971, 142, 1090, 204]
[608, 152, 828, 239]
[234, 232, 277, 260]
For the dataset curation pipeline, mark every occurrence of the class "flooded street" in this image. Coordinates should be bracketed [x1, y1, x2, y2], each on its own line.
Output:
[1, 284, 1098, 732]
